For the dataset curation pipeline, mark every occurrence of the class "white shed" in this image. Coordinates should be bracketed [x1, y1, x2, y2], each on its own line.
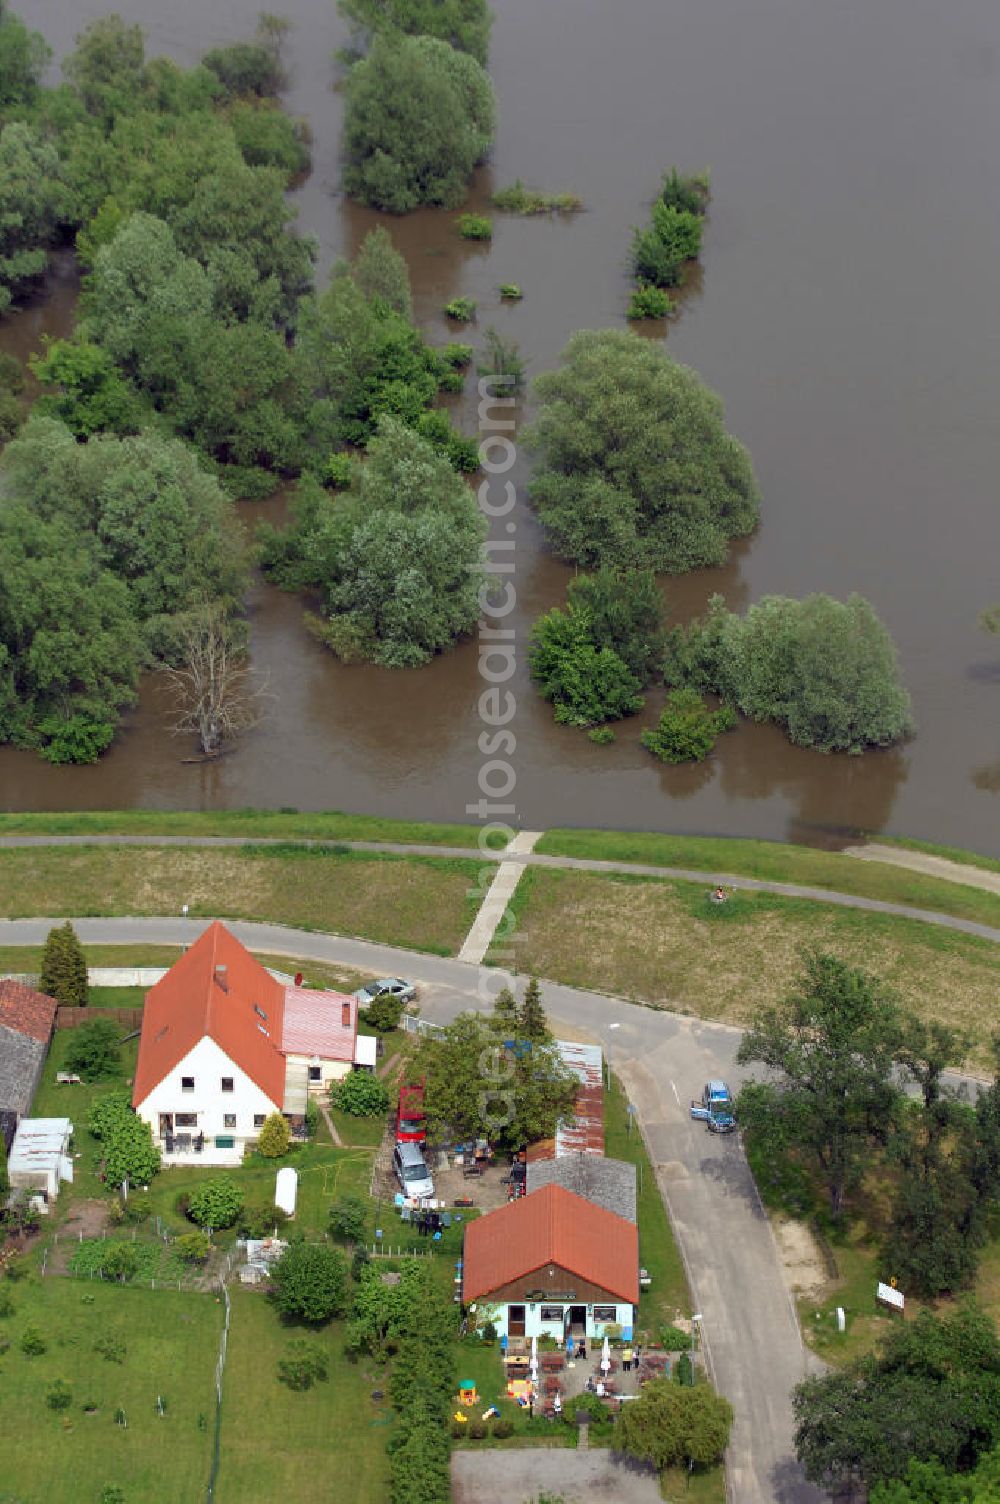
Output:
[8, 1117, 73, 1203]
[275, 1166, 298, 1217]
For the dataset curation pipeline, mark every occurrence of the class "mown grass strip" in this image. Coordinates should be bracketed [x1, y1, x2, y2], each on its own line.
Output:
[535, 828, 1000, 927]
[0, 807, 500, 848]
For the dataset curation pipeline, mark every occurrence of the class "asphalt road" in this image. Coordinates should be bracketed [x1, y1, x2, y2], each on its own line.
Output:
[1, 914, 829, 1501]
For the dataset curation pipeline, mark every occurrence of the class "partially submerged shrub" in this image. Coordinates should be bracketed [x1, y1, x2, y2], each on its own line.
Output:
[444, 297, 476, 322]
[456, 213, 492, 240]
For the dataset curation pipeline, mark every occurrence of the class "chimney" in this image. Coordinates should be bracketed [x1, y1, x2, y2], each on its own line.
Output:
[214, 964, 228, 993]
[342, 1001, 351, 1028]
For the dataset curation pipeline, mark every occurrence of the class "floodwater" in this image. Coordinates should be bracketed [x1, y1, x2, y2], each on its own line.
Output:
[1, 0, 999, 851]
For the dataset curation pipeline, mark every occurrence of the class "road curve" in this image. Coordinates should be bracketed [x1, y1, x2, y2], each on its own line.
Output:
[3, 913, 827, 1501]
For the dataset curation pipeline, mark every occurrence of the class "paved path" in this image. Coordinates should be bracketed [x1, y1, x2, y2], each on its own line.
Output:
[842, 841, 1000, 896]
[2, 833, 997, 943]
[3, 914, 828, 1500]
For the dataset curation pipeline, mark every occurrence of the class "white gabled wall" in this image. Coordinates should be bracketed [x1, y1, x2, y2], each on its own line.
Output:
[284, 1052, 352, 1094]
[136, 1036, 282, 1166]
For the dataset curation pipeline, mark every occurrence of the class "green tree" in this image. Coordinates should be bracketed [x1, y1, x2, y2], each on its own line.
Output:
[411, 1012, 578, 1152]
[641, 688, 737, 764]
[102, 1115, 161, 1189]
[518, 977, 550, 1043]
[39, 921, 90, 1008]
[89, 1092, 134, 1142]
[100, 1243, 141, 1282]
[331, 1069, 389, 1117]
[64, 15, 147, 126]
[529, 601, 644, 727]
[700, 591, 914, 754]
[614, 1377, 733, 1471]
[29, 339, 142, 437]
[175, 1230, 211, 1264]
[351, 224, 412, 318]
[0, 1, 51, 111]
[526, 330, 760, 573]
[309, 416, 485, 666]
[342, 32, 495, 212]
[64, 1022, 122, 1082]
[488, 984, 519, 1038]
[187, 1177, 244, 1228]
[0, 122, 66, 313]
[271, 1242, 348, 1323]
[362, 990, 404, 1033]
[736, 952, 903, 1218]
[338, 0, 494, 66]
[566, 568, 665, 683]
[794, 1305, 1000, 1494]
[330, 1194, 368, 1245]
[256, 1111, 291, 1158]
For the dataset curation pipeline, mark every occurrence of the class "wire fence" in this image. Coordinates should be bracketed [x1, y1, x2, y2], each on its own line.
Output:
[206, 1278, 231, 1503]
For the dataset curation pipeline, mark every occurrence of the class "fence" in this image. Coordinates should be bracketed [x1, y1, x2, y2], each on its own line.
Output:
[55, 1006, 144, 1030]
[401, 1014, 444, 1039]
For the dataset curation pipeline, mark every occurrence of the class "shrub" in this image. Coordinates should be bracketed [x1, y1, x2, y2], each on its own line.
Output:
[331, 1070, 389, 1118]
[321, 452, 354, 489]
[588, 725, 616, 744]
[476, 327, 525, 391]
[628, 283, 672, 319]
[100, 1244, 140, 1283]
[467, 1419, 487, 1439]
[659, 1323, 691, 1351]
[480, 1321, 497, 1344]
[187, 1178, 245, 1230]
[175, 1231, 211, 1265]
[277, 1337, 329, 1390]
[46, 1379, 73, 1410]
[238, 1204, 288, 1240]
[499, 283, 522, 299]
[270, 1242, 348, 1324]
[439, 342, 472, 368]
[65, 1019, 121, 1081]
[491, 1417, 513, 1438]
[88, 1094, 133, 1142]
[256, 1112, 291, 1159]
[94, 1332, 126, 1364]
[491, 181, 582, 214]
[102, 1114, 161, 1190]
[304, 1098, 319, 1139]
[444, 297, 476, 322]
[529, 605, 644, 727]
[361, 990, 404, 1034]
[20, 1326, 46, 1356]
[330, 1194, 367, 1245]
[456, 214, 492, 240]
[641, 689, 737, 763]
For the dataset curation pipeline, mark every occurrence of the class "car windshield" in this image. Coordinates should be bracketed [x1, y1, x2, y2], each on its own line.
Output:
[401, 1162, 428, 1182]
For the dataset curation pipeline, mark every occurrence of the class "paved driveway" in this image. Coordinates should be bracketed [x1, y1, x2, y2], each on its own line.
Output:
[2, 916, 824, 1500]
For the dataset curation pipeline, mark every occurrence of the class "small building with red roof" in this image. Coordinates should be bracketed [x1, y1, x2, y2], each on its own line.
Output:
[462, 1183, 638, 1345]
[133, 922, 371, 1166]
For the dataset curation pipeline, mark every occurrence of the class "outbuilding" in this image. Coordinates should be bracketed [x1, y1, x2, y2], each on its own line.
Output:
[8, 1117, 74, 1204]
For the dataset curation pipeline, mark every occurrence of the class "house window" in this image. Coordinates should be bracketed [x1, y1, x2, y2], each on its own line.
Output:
[175, 1113, 198, 1128]
[221, 1077, 234, 1093]
[508, 1305, 526, 1338]
[253, 1114, 266, 1128]
[215, 1136, 235, 1149]
[223, 1114, 236, 1129]
[540, 1306, 563, 1323]
[593, 1305, 617, 1323]
[308, 1066, 322, 1083]
[181, 1076, 194, 1091]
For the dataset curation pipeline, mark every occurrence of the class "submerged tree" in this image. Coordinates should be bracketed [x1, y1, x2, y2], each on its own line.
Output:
[160, 606, 269, 757]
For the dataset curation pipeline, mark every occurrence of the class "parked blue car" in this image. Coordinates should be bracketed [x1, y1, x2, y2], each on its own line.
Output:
[690, 1080, 736, 1133]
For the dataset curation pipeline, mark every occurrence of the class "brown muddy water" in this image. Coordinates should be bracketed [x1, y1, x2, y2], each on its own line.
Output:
[1, 0, 999, 851]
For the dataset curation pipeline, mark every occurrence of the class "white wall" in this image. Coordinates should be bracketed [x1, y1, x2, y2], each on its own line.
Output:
[285, 1052, 351, 1095]
[487, 1301, 635, 1342]
[137, 1036, 281, 1167]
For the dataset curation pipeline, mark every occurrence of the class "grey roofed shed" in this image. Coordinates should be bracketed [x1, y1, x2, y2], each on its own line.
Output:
[0, 1023, 48, 1121]
[526, 1151, 637, 1224]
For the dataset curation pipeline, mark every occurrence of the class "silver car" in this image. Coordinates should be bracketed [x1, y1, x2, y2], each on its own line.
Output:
[354, 977, 416, 1006]
[393, 1141, 434, 1200]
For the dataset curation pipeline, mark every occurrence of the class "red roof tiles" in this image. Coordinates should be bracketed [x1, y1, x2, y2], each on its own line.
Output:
[462, 1184, 639, 1305]
[133, 923, 285, 1108]
[0, 980, 57, 1045]
[281, 987, 357, 1060]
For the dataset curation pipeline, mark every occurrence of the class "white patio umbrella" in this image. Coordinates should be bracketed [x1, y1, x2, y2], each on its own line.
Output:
[601, 1335, 611, 1374]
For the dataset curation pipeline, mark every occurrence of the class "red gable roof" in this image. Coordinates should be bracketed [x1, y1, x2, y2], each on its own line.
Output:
[281, 987, 357, 1060]
[133, 923, 285, 1108]
[462, 1184, 639, 1305]
[0, 980, 57, 1044]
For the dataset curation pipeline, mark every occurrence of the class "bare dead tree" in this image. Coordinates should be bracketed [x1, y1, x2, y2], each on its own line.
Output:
[160, 607, 270, 758]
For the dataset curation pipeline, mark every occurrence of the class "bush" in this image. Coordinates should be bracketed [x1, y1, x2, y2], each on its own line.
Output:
[456, 214, 492, 241]
[304, 1098, 319, 1139]
[529, 604, 644, 728]
[330, 1194, 367, 1245]
[444, 297, 476, 322]
[46, 1379, 73, 1410]
[491, 1418, 513, 1438]
[628, 283, 673, 319]
[342, 33, 495, 212]
[175, 1231, 211, 1265]
[21, 1326, 46, 1356]
[659, 1323, 691, 1351]
[322, 452, 354, 489]
[588, 725, 615, 744]
[64, 1020, 120, 1081]
[94, 1331, 126, 1364]
[270, 1243, 348, 1324]
[256, 1112, 291, 1159]
[615, 1376, 732, 1468]
[361, 990, 404, 1034]
[187, 1178, 245, 1230]
[439, 343, 472, 368]
[467, 1419, 487, 1439]
[100, 1244, 140, 1283]
[102, 1114, 161, 1190]
[499, 283, 522, 299]
[277, 1337, 329, 1390]
[641, 689, 737, 763]
[238, 1204, 288, 1240]
[491, 182, 582, 214]
[331, 1070, 390, 1118]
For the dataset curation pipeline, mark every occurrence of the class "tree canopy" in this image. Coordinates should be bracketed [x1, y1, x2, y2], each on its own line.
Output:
[615, 1377, 733, 1472]
[0, 0, 51, 112]
[526, 330, 760, 573]
[39, 921, 89, 1008]
[271, 1242, 349, 1324]
[342, 32, 495, 212]
[0, 123, 66, 313]
[337, 0, 494, 66]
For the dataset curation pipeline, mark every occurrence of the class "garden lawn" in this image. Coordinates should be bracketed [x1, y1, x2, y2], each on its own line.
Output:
[606, 1075, 689, 1327]
[496, 869, 1000, 1074]
[31, 1031, 139, 1200]
[0, 1276, 219, 1504]
[536, 829, 1000, 928]
[0, 844, 483, 955]
[217, 1289, 393, 1503]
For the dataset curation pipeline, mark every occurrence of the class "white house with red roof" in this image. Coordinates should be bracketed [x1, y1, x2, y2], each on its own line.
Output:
[132, 922, 374, 1166]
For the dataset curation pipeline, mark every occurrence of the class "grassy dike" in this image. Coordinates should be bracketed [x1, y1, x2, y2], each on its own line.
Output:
[0, 808, 496, 847]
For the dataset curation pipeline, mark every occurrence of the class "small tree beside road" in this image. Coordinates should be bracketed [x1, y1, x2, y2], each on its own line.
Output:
[615, 1375, 733, 1473]
[39, 920, 89, 1007]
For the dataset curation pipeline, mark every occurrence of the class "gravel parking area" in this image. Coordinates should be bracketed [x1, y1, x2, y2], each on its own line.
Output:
[452, 1448, 662, 1503]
